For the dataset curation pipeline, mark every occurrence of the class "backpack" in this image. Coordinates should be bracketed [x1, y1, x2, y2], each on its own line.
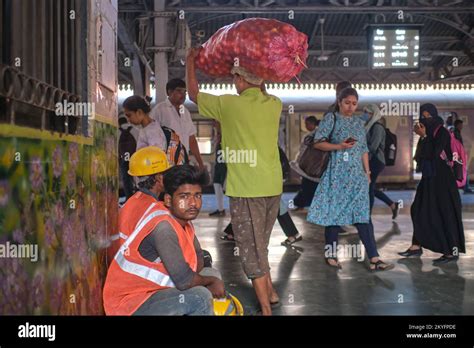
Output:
[161, 126, 189, 165]
[384, 127, 397, 166]
[119, 126, 137, 161]
[434, 125, 467, 188]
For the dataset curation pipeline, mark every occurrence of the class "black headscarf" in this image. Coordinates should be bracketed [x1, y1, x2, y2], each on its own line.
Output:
[419, 103, 444, 139]
[415, 103, 452, 177]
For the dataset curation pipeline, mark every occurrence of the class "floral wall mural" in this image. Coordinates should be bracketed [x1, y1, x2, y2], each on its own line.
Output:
[0, 122, 118, 315]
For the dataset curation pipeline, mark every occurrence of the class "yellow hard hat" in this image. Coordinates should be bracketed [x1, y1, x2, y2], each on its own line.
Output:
[128, 146, 171, 177]
[213, 293, 244, 316]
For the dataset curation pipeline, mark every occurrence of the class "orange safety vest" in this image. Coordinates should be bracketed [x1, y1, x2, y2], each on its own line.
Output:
[103, 194, 198, 316]
[109, 191, 168, 253]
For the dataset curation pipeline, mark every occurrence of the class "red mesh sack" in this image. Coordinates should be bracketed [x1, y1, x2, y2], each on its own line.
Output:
[195, 18, 308, 82]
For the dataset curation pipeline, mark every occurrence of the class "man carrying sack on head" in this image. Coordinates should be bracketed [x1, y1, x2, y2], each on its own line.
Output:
[186, 47, 283, 315]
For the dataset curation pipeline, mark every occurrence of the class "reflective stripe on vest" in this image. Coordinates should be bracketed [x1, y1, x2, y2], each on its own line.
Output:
[133, 202, 157, 231]
[114, 209, 175, 287]
[115, 251, 175, 287]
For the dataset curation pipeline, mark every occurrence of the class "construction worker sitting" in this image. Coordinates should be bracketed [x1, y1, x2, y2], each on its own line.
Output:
[103, 164, 225, 315]
[108, 146, 170, 257]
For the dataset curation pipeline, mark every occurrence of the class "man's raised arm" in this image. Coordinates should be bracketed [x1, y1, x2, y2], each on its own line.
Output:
[186, 47, 201, 104]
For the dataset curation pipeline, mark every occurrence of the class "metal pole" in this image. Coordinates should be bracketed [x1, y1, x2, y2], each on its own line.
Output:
[154, 0, 169, 103]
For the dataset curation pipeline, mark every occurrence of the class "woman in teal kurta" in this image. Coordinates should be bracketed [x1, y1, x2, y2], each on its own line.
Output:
[307, 87, 393, 271]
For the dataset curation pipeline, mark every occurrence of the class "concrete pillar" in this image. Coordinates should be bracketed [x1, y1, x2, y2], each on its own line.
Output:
[144, 65, 151, 98]
[154, 0, 169, 103]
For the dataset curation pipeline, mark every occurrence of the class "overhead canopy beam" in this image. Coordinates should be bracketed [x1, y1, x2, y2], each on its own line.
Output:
[162, 5, 474, 14]
[416, 14, 474, 38]
[166, 66, 474, 72]
[307, 49, 466, 56]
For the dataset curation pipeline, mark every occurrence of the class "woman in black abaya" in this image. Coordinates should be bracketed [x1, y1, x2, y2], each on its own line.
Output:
[398, 103, 465, 264]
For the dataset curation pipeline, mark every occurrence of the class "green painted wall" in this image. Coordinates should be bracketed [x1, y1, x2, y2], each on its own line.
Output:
[0, 121, 118, 314]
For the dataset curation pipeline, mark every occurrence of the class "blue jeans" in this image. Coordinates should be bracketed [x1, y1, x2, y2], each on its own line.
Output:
[132, 268, 220, 316]
[325, 223, 379, 259]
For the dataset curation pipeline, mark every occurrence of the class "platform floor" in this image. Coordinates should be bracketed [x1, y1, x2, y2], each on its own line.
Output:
[194, 191, 474, 315]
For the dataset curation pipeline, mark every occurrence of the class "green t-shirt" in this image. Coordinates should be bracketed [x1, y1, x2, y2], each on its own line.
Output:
[197, 87, 283, 197]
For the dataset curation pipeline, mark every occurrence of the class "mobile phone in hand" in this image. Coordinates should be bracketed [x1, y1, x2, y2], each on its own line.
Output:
[346, 137, 357, 143]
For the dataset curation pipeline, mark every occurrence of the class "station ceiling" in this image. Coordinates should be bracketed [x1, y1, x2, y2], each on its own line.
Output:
[118, 0, 474, 86]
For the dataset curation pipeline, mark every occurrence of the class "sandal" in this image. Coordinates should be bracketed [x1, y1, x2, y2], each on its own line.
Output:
[325, 257, 342, 269]
[281, 235, 302, 246]
[370, 260, 394, 272]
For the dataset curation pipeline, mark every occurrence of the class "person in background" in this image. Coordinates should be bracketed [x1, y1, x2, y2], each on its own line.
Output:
[307, 87, 394, 271]
[123, 95, 167, 152]
[209, 121, 227, 216]
[453, 119, 464, 144]
[399, 103, 465, 264]
[453, 118, 473, 194]
[291, 116, 320, 210]
[446, 114, 454, 132]
[373, 117, 401, 219]
[103, 164, 225, 315]
[364, 106, 400, 219]
[151, 78, 204, 169]
[118, 114, 138, 200]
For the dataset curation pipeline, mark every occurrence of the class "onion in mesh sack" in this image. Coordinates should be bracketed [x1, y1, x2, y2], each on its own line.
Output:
[195, 18, 309, 83]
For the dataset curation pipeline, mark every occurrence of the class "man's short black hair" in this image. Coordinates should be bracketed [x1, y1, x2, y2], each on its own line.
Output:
[454, 119, 463, 127]
[305, 116, 319, 125]
[166, 79, 186, 94]
[164, 164, 209, 196]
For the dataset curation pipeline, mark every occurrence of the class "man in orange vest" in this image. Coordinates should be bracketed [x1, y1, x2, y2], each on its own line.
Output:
[103, 163, 225, 315]
[108, 146, 170, 258]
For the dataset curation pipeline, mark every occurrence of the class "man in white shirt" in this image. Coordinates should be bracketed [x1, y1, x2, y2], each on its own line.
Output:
[151, 79, 204, 169]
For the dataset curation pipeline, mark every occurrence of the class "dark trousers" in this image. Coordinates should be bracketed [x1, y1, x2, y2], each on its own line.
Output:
[293, 177, 318, 208]
[325, 223, 379, 259]
[369, 157, 386, 211]
[412, 235, 420, 246]
[374, 189, 394, 207]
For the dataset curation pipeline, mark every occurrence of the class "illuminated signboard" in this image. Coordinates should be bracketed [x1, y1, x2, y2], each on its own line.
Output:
[369, 26, 421, 71]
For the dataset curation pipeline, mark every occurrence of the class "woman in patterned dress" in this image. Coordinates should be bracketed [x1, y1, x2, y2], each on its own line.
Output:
[307, 87, 393, 271]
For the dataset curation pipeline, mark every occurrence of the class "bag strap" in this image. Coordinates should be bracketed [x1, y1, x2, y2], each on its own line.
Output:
[328, 113, 337, 142]
[433, 124, 442, 138]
